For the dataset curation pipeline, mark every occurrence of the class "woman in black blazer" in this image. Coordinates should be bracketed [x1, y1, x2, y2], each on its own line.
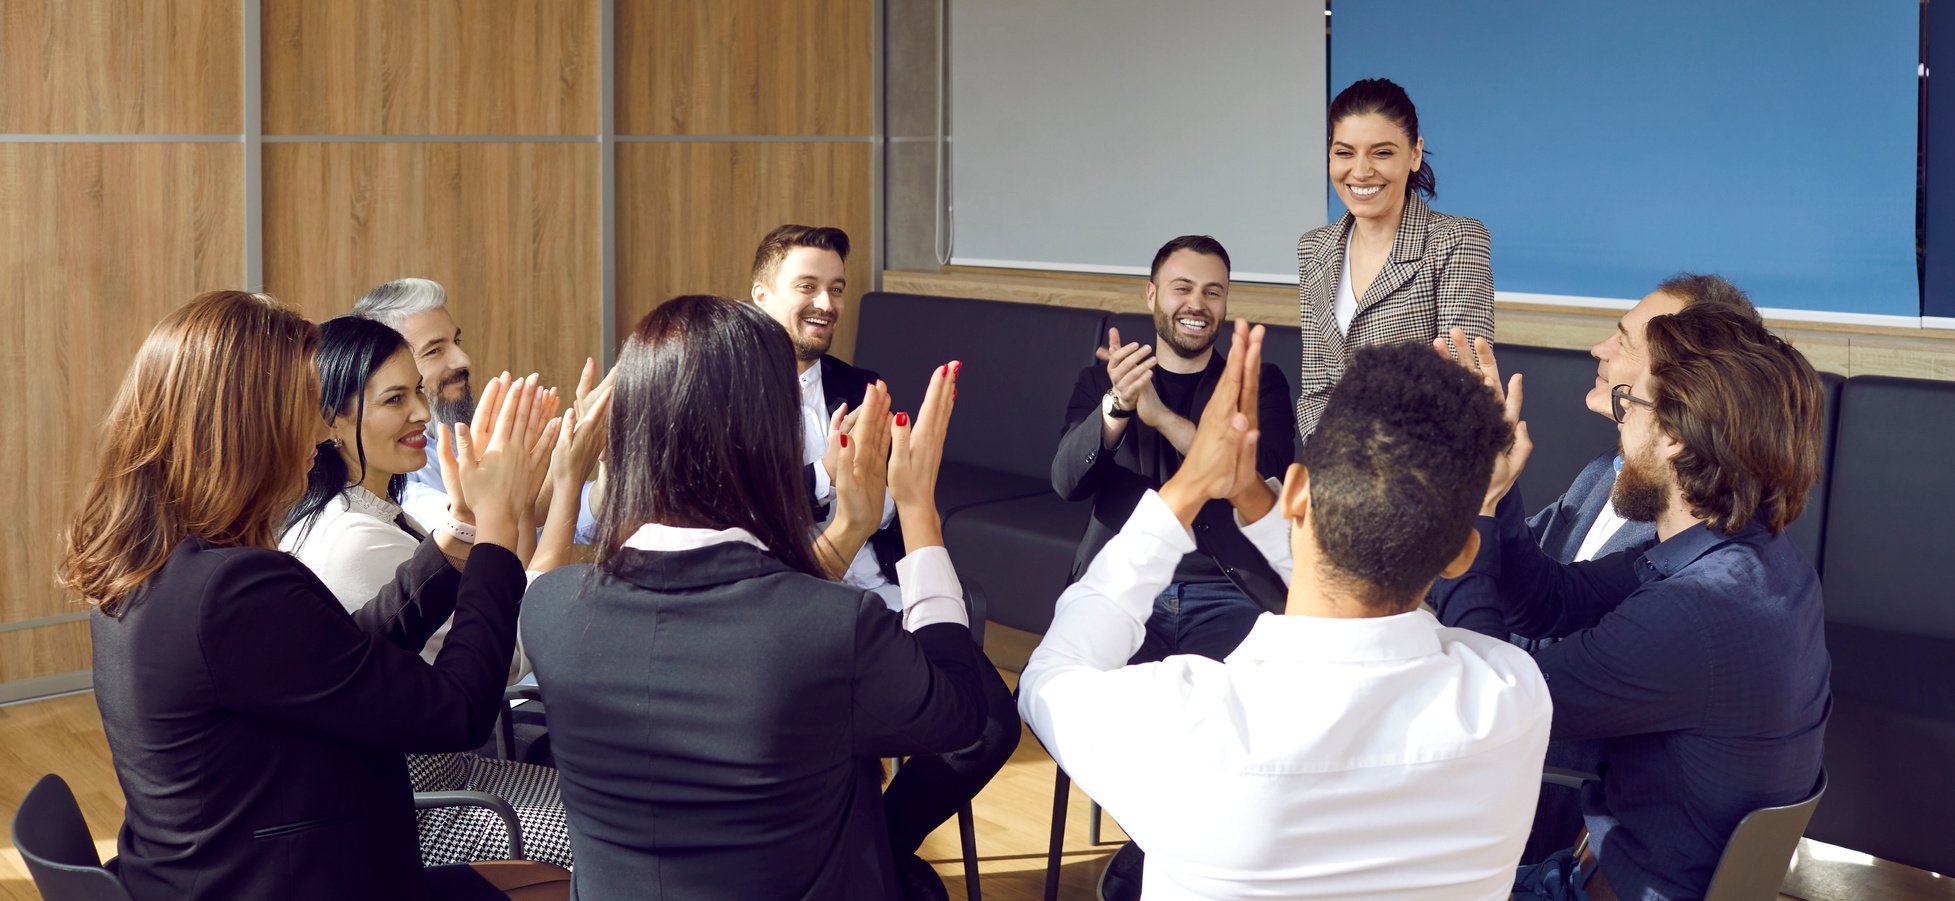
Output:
[521, 295, 986, 900]
[59, 291, 563, 900]
[1296, 78, 1495, 443]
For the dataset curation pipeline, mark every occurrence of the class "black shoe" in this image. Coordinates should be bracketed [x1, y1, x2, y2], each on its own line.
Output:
[1099, 842, 1143, 901]
[894, 853, 950, 901]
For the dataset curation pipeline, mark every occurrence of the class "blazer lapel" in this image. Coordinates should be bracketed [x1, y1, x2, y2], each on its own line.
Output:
[1352, 193, 1432, 326]
[1306, 215, 1354, 369]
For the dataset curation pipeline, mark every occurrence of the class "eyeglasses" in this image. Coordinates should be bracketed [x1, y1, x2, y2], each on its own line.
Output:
[1610, 384, 1655, 424]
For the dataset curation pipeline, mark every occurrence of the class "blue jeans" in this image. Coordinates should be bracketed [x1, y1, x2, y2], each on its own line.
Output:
[1127, 581, 1264, 664]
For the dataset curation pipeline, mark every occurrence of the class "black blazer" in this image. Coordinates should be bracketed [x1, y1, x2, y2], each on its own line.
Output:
[90, 536, 523, 901]
[1052, 353, 1297, 612]
[519, 543, 986, 900]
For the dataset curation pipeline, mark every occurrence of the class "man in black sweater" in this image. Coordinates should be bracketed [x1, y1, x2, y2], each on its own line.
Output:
[1053, 235, 1296, 664]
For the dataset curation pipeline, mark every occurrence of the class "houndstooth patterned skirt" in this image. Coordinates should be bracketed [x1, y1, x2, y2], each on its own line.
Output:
[408, 752, 575, 870]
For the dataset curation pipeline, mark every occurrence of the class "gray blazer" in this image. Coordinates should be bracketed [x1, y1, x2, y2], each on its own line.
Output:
[1295, 193, 1495, 442]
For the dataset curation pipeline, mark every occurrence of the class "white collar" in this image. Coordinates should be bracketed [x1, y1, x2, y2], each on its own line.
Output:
[621, 522, 770, 553]
[1227, 607, 1445, 664]
[799, 362, 823, 392]
[340, 484, 403, 520]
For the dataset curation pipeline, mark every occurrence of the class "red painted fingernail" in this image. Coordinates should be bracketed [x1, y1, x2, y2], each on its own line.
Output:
[840, 435, 848, 448]
[895, 412, 909, 427]
[953, 361, 963, 375]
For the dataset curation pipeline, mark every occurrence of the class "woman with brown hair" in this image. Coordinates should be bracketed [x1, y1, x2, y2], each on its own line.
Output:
[60, 291, 565, 900]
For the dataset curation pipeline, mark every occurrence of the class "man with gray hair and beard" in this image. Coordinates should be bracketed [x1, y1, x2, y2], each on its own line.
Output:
[354, 277, 602, 541]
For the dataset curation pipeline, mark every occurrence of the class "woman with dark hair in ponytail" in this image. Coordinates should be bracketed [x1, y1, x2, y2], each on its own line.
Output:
[1295, 77, 1495, 443]
[281, 316, 591, 871]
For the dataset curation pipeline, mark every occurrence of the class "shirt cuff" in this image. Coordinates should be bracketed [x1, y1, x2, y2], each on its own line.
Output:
[1128, 490, 1200, 554]
[812, 461, 835, 504]
[895, 545, 969, 632]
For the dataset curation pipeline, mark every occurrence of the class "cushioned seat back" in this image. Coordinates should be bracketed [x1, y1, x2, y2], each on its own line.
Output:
[1487, 345, 1621, 513]
[1805, 375, 1955, 874]
[854, 293, 1106, 480]
[1820, 376, 1955, 636]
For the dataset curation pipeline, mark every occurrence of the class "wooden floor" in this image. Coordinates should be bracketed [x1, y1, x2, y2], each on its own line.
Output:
[2, 635, 1950, 901]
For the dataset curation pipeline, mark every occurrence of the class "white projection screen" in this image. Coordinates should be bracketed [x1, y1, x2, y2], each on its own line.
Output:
[948, 0, 1327, 284]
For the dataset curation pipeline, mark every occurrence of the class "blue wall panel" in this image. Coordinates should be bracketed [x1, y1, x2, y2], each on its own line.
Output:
[1331, 1, 1919, 316]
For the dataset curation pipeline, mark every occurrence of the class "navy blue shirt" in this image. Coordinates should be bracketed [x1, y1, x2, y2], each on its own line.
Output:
[1456, 492, 1830, 900]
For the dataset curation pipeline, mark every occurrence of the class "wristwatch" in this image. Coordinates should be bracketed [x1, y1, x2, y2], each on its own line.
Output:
[1102, 389, 1136, 419]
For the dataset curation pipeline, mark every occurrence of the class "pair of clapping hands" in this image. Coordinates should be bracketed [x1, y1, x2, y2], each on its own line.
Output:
[820, 361, 961, 558]
[432, 362, 615, 559]
[1155, 321, 1280, 526]
[1432, 327, 1532, 518]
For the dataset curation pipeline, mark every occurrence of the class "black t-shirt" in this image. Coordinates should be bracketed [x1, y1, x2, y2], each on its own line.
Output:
[1150, 368, 1229, 585]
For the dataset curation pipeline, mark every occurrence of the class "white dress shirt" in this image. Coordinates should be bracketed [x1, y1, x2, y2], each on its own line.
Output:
[619, 523, 966, 631]
[281, 485, 529, 681]
[1019, 490, 1553, 901]
[798, 363, 902, 610]
[1573, 459, 1630, 562]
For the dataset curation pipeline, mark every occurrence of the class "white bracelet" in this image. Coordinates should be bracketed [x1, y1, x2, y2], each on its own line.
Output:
[443, 518, 477, 544]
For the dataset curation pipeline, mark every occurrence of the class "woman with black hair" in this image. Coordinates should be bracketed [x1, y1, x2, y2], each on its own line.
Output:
[521, 295, 987, 900]
[1296, 77, 1495, 443]
[281, 315, 596, 871]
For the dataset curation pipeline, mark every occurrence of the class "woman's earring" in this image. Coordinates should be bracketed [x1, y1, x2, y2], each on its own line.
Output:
[331, 437, 345, 450]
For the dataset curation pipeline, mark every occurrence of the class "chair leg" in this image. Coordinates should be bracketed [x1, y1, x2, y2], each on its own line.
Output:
[1089, 800, 1104, 846]
[1045, 766, 1070, 901]
[959, 802, 982, 901]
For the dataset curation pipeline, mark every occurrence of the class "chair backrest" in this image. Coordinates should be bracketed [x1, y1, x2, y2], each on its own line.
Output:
[1702, 770, 1828, 901]
[854, 292, 1106, 480]
[11, 773, 131, 901]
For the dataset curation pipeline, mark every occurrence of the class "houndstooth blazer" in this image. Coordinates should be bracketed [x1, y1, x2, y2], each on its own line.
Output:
[1295, 193, 1495, 442]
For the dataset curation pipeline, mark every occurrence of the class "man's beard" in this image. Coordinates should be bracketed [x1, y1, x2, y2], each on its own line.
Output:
[792, 323, 832, 362]
[1612, 441, 1669, 523]
[1151, 307, 1218, 360]
[432, 372, 475, 425]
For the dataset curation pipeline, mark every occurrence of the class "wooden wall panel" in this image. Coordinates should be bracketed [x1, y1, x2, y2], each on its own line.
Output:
[617, 0, 873, 136]
[263, 142, 602, 395]
[0, 0, 243, 134]
[262, 0, 599, 135]
[0, 622, 92, 684]
[617, 141, 873, 359]
[0, 142, 244, 641]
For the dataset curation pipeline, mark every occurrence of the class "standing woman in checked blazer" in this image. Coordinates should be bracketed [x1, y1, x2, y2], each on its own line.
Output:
[1295, 78, 1494, 442]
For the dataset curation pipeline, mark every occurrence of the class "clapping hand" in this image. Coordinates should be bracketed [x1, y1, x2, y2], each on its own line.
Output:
[1158, 320, 1265, 527]
[825, 379, 895, 547]
[888, 360, 959, 550]
[448, 372, 553, 551]
[1099, 327, 1158, 422]
[1432, 327, 1530, 515]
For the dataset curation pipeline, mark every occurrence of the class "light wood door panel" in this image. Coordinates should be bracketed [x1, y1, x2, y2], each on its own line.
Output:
[617, 141, 873, 360]
[0, 0, 243, 134]
[0, 143, 244, 645]
[263, 142, 602, 395]
[263, 0, 600, 135]
[617, 0, 872, 136]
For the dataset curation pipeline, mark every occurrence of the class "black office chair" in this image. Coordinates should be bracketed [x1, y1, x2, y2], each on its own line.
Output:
[1541, 767, 1828, 901]
[11, 774, 130, 901]
[14, 773, 552, 901]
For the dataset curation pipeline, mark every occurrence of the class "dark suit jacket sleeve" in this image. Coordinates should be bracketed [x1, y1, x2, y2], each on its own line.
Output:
[1434, 217, 1495, 342]
[1052, 365, 1119, 502]
[1465, 491, 1646, 640]
[1254, 363, 1296, 479]
[345, 537, 465, 652]
[202, 541, 524, 753]
[850, 603, 985, 759]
